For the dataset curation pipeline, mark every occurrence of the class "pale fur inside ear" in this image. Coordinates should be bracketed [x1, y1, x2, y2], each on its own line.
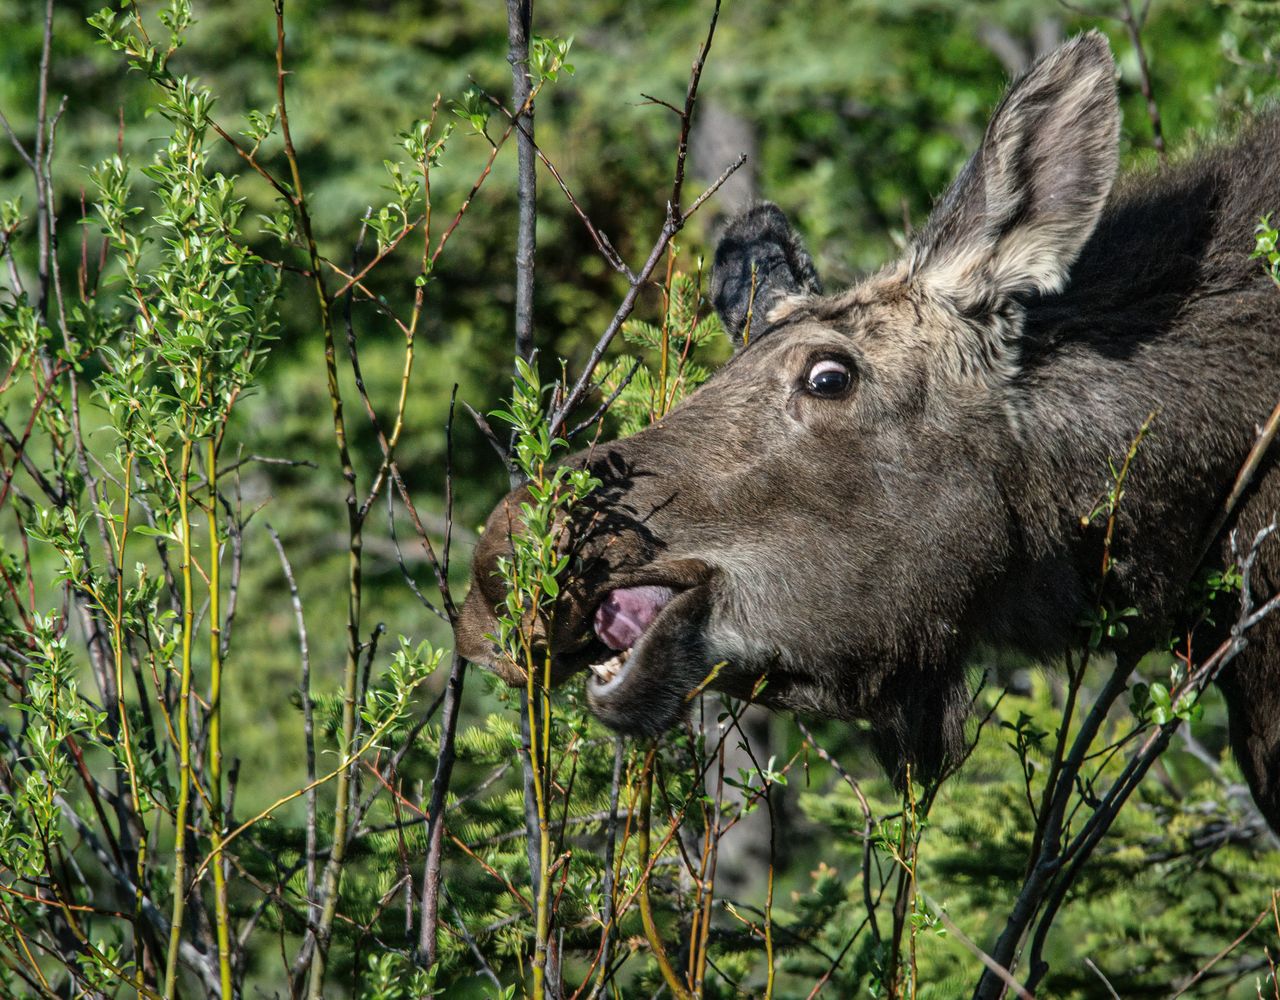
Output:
[911, 31, 1120, 307]
[763, 295, 807, 326]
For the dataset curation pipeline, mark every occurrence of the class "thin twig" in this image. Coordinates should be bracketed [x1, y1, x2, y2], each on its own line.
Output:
[546, 0, 734, 435]
[1169, 893, 1280, 998]
[1084, 957, 1122, 1000]
[266, 522, 313, 927]
[1197, 394, 1280, 564]
[636, 751, 694, 1000]
[386, 488, 448, 623]
[480, 86, 630, 277]
[584, 738, 626, 1000]
[267, 5, 363, 994]
[464, 402, 513, 468]
[1120, 0, 1165, 161]
[1021, 525, 1280, 994]
[508, 0, 536, 366]
[443, 885, 504, 989]
[415, 652, 470, 967]
[547, 152, 744, 438]
[568, 359, 643, 440]
[918, 890, 1033, 1000]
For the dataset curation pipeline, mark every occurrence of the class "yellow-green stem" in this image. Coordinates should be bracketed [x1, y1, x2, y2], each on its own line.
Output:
[689, 739, 723, 998]
[191, 682, 429, 887]
[387, 325, 416, 452]
[655, 249, 676, 422]
[304, 529, 361, 1000]
[271, 5, 365, 994]
[637, 755, 693, 1000]
[0, 895, 51, 994]
[112, 451, 149, 990]
[763, 825, 775, 1000]
[906, 776, 920, 998]
[163, 438, 194, 998]
[207, 438, 233, 999]
[525, 629, 552, 999]
[539, 651, 553, 979]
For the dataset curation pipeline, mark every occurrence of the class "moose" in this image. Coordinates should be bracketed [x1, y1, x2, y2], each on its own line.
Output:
[457, 32, 1280, 833]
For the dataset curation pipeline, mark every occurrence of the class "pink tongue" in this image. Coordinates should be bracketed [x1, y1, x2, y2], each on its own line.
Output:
[594, 586, 675, 651]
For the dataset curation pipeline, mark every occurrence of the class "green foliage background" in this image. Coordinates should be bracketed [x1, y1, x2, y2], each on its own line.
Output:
[2, 0, 1280, 997]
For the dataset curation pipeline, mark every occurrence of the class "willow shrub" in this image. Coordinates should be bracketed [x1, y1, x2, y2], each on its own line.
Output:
[1, 3, 1279, 999]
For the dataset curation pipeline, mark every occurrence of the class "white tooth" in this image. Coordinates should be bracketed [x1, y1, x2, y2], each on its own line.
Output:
[590, 653, 626, 683]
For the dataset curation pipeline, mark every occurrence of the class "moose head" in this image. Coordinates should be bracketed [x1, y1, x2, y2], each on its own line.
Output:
[457, 33, 1126, 782]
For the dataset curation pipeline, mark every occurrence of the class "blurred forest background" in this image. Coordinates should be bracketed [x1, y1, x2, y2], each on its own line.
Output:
[3, 0, 1280, 997]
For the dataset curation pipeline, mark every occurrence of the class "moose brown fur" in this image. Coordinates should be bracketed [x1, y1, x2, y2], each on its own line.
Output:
[457, 33, 1280, 832]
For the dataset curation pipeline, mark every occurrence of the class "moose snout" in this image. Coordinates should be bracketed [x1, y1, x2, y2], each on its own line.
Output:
[453, 483, 603, 686]
[453, 579, 513, 679]
[453, 489, 525, 681]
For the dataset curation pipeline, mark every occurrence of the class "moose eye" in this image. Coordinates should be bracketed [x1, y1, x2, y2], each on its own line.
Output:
[804, 358, 853, 398]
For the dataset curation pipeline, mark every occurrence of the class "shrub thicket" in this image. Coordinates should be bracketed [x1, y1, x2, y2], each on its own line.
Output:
[1, 2, 1279, 998]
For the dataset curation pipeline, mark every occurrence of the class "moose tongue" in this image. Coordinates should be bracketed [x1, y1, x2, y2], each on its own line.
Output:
[594, 586, 675, 651]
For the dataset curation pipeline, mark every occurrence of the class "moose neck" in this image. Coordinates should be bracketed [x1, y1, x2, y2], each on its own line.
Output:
[989, 124, 1280, 654]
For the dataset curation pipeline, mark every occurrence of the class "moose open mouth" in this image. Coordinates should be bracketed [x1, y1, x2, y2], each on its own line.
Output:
[576, 575, 721, 736]
[586, 585, 677, 691]
[453, 543, 720, 733]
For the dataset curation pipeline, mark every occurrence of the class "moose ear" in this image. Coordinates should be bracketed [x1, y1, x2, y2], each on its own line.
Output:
[711, 203, 822, 347]
[909, 31, 1119, 308]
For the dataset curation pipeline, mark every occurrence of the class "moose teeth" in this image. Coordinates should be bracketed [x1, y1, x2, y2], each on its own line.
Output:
[589, 649, 631, 684]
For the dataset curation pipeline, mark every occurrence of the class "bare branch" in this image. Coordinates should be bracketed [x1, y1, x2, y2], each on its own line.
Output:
[918, 890, 1034, 1000]
[508, 0, 537, 366]
[1120, 0, 1165, 161]
[1170, 891, 1280, 999]
[1084, 957, 1122, 1000]
[481, 86, 631, 277]
[548, 153, 746, 438]
[567, 359, 642, 440]
[1198, 394, 1280, 563]
[416, 652, 470, 967]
